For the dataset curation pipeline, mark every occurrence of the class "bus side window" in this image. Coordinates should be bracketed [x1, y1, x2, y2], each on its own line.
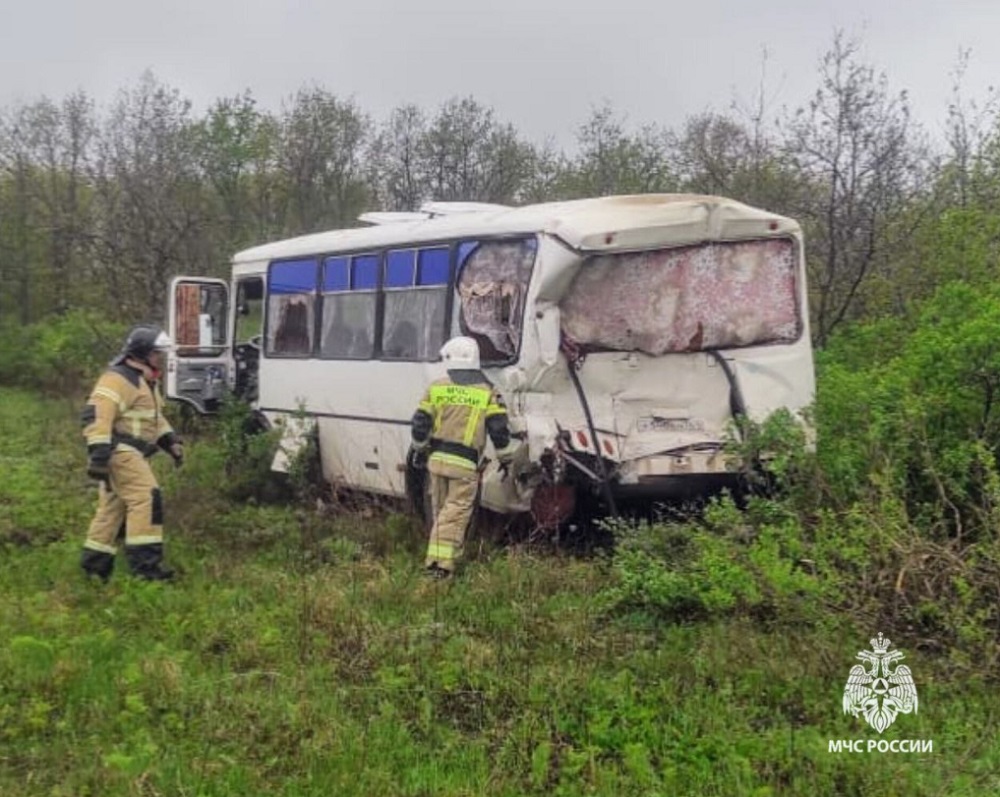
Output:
[456, 238, 536, 363]
[274, 299, 311, 353]
[320, 254, 378, 359]
[382, 246, 449, 361]
[384, 319, 418, 359]
[235, 278, 264, 344]
[266, 258, 317, 357]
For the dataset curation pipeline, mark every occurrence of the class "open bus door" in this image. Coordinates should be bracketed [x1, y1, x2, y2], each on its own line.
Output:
[166, 276, 233, 413]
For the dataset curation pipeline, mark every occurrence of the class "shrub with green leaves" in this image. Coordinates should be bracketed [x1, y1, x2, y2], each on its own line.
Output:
[818, 280, 1000, 536]
[600, 495, 827, 624]
[0, 310, 126, 395]
[198, 396, 285, 503]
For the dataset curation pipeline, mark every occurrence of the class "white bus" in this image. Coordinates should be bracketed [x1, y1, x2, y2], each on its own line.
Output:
[165, 194, 815, 525]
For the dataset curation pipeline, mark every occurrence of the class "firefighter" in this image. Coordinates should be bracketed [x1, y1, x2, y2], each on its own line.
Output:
[410, 336, 518, 578]
[80, 324, 183, 582]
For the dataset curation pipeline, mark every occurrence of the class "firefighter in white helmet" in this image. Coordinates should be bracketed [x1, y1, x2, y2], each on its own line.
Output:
[410, 336, 518, 578]
[80, 324, 183, 581]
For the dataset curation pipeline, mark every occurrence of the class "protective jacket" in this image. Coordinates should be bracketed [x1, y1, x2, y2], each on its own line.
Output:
[411, 373, 516, 473]
[82, 362, 177, 462]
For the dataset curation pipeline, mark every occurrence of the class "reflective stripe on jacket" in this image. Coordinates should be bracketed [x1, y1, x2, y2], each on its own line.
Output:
[416, 377, 508, 471]
[83, 364, 173, 455]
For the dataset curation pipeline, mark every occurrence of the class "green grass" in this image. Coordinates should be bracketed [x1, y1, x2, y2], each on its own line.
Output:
[1, 386, 998, 796]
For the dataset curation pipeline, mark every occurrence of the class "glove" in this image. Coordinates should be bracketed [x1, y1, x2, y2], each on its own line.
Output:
[407, 445, 428, 471]
[87, 444, 111, 484]
[87, 459, 110, 484]
[158, 433, 184, 467]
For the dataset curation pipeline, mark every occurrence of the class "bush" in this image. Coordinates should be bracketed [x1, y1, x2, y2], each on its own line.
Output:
[0, 311, 126, 395]
[209, 396, 286, 503]
[600, 495, 827, 624]
[724, 407, 819, 507]
[818, 281, 1000, 537]
[598, 283, 1000, 670]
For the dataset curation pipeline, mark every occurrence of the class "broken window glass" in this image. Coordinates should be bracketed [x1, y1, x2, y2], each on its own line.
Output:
[267, 295, 315, 356]
[457, 238, 536, 363]
[559, 239, 800, 355]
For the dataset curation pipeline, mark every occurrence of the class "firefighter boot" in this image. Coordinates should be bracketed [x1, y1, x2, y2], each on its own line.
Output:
[424, 562, 452, 580]
[125, 543, 175, 581]
[80, 548, 115, 582]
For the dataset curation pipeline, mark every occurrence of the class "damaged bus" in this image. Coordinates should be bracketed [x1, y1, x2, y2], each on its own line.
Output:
[165, 194, 815, 526]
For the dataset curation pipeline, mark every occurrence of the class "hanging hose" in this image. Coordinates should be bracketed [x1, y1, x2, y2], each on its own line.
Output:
[708, 350, 748, 440]
[561, 337, 619, 518]
[709, 349, 768, 493]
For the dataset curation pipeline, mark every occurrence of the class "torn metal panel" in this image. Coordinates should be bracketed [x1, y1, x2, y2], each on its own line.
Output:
[560, 239, 800, 355]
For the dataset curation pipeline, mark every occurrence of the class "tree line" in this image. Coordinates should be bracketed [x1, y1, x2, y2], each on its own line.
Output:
[1, 33, 998, 345]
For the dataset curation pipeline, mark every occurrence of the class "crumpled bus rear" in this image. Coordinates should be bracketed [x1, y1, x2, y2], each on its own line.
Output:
[478, 226, 815, 521]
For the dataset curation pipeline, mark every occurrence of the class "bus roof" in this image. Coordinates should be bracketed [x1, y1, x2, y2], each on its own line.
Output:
[232, 194, 800, 266]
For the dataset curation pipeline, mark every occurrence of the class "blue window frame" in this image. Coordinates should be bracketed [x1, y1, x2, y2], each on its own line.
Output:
[457, 241, 479, 270]
[382, 245, 451, 362]
[418, 248, 450, 286]
[269, 258, 318, 294]
[323, 257, 349, 292]
[353, 255, 379, 290]
[386, 249, 416, 288]
[266, 258, 318, 357]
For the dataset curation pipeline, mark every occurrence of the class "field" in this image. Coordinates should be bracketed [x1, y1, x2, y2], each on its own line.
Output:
[1, 386, 998, 796]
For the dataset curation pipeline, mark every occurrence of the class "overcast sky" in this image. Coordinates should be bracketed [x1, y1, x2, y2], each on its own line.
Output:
[1, 0, 997, 148]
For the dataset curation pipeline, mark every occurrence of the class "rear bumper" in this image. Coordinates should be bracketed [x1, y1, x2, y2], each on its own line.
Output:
[610, 448, 738, 500]
[611, 472, 741, 501]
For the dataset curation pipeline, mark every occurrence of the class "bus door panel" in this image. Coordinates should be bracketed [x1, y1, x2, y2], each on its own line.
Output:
[166, 276, 232, 413]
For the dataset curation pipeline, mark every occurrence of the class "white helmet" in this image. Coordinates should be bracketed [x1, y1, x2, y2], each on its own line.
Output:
[440, 336, 480, 370]
[153, 331, 173, 351]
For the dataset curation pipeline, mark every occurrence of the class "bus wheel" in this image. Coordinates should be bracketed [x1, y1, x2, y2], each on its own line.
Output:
[530, 484, 576, 530]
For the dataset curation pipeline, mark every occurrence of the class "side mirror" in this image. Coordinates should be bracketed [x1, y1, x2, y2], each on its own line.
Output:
[238, 303, 250, 317]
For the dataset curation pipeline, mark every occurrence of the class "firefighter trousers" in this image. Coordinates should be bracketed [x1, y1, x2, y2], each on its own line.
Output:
[425, 469, 478, 573]
[81, 447, 165, 580]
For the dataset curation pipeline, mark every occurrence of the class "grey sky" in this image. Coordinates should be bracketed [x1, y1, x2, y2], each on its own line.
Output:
[1, 0, 997, 147]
